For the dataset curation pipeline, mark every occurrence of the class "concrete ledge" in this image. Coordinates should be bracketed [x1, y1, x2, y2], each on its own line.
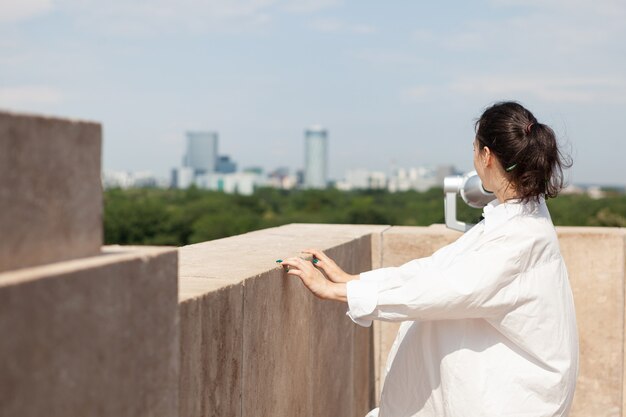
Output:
[178, 224, 387, 417]
[178, 223, 390, 290]
[557, 227, 626, 417]
[0, 111, 102, 273]
[0, 246, 178, 417]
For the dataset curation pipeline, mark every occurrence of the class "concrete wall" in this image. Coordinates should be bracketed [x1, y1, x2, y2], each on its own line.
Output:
[0, 112, 179, 417]
[0, 246, 179, 417]
[0, 111, 102, 273]
[178, 224, 388, 417]
[374, 225, 626, 417]
[558, 227, 626, 417]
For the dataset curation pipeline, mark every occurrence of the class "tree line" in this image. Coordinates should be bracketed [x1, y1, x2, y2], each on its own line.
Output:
[104, 187, 626, 246]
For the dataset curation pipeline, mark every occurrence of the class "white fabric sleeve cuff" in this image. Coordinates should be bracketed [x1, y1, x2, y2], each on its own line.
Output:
[346, 279, 379, 327]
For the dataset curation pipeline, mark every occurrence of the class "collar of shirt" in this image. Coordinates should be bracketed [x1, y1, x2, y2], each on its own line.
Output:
[482, 197, 543, 234]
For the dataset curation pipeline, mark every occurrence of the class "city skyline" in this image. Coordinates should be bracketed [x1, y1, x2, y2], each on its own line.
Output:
[1, 1, 625, 186]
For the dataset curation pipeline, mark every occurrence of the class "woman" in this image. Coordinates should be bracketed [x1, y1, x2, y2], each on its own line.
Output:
[280, 101, 578, 417]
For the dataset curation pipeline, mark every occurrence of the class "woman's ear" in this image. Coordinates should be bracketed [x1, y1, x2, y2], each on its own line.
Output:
[481, 146, 493, 167]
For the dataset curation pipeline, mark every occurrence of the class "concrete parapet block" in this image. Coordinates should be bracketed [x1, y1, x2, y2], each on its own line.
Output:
[312, 235, 376, 417]
[381, 224, 462, 267]
[0, 245, 179, 417]
[242, 269, 314, 417]
[179, 278, 243, 417]
[0, 111, 102, 273]
[556, 227, 626, 417]
[177, 224, 387, 417]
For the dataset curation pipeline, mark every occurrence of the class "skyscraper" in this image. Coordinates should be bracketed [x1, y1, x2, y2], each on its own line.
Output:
[216, 155, 237, 174]
[304, 126, 328, 189]
[185, 131, 218, 176]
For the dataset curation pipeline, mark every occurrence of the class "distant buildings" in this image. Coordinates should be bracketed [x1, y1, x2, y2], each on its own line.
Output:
[336, 165, 459, 192]
[561, 184, 607, 199]
[170, 125, 331, 193]
[102, 170, 168, 189]
[267, 167, 298, 189]
[336, 169, 387, 191]
[390, 165, 457, 192]
[104, 125, 527, 195]
[196, 172, 261, 195]
[304, 126, 328, 189]
[170, 167, 194, 189]
[170, 131, 262, 195]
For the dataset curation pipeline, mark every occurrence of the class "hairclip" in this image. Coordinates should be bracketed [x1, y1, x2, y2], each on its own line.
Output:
[505, 163, 517, 172]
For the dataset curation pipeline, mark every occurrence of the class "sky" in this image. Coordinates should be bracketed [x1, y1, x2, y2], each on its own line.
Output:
[1, 0, 625, 186]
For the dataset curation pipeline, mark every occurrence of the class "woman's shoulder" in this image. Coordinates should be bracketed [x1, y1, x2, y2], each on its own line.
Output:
[499, 203, 562, 268]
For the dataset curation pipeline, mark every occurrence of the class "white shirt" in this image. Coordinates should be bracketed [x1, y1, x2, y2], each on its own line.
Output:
[347, 198, 579, 417]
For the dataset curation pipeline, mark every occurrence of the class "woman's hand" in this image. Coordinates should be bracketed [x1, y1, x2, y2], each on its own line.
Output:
[280, 257, 347, 302]
[302, 248, 359, 284]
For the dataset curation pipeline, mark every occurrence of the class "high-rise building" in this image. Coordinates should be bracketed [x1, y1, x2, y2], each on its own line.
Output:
[185, 131, 218, 176]
[304, 126, 328, 189]
[216, 155, 237, 174]
[170, 167, 194, 189]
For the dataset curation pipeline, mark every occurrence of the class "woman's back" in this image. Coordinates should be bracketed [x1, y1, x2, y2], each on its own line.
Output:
[377, 198, 578, 417]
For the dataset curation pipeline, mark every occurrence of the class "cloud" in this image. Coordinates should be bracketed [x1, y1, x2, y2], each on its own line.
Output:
[490, 0, 626, 17]
[403, 75, 626, 104]
[0, 86, 64, 108]
[309, 17, 376, 34]
[0, 0, 53, 22]
[415, 0, 626, 60]
[282, 0, 343, 14]
[50, 0, 276, 36]
[404, 0, 626, 106]
[401, 85, 434, 101]
[19, 0, 343, 36]
[351, 49, 423, 66]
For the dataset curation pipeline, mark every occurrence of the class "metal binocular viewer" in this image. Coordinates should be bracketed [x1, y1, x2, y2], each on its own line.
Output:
[444, 171, 495, 232]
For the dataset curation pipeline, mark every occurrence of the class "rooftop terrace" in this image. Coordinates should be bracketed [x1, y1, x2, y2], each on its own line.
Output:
[1, 111, 625, 417]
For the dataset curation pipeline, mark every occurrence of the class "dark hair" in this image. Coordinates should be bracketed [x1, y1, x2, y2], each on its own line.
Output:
[475, 101, 572, 203]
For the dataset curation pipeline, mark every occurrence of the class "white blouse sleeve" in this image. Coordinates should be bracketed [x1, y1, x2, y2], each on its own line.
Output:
[359, 257, 433, 283]
[347, 233, 535, 327]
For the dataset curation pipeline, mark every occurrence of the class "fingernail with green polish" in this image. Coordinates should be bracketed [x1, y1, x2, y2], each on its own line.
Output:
[312, 258, 319, 264]
[276, 259, 283, 263]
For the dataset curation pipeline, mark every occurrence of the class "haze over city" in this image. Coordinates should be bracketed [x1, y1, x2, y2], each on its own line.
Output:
[1, 0, 625, 186]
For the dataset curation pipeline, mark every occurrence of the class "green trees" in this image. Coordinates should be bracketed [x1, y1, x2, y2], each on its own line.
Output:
[103, 187, 626, 246]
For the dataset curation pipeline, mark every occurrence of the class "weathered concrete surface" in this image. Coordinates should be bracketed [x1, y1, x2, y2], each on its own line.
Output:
[0, 111, 102, 273]
[179, 278, 242, 417]
[0, 246, 179, 417]
[370, 225, 389, 269]
[242, 268, 313, 417]
[178, 223, 389, 284]
[178, 224, 387, 417]
[557, 227, 626, 417]
[380, 224, 462, 267]
[317, 236, 376, 417]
